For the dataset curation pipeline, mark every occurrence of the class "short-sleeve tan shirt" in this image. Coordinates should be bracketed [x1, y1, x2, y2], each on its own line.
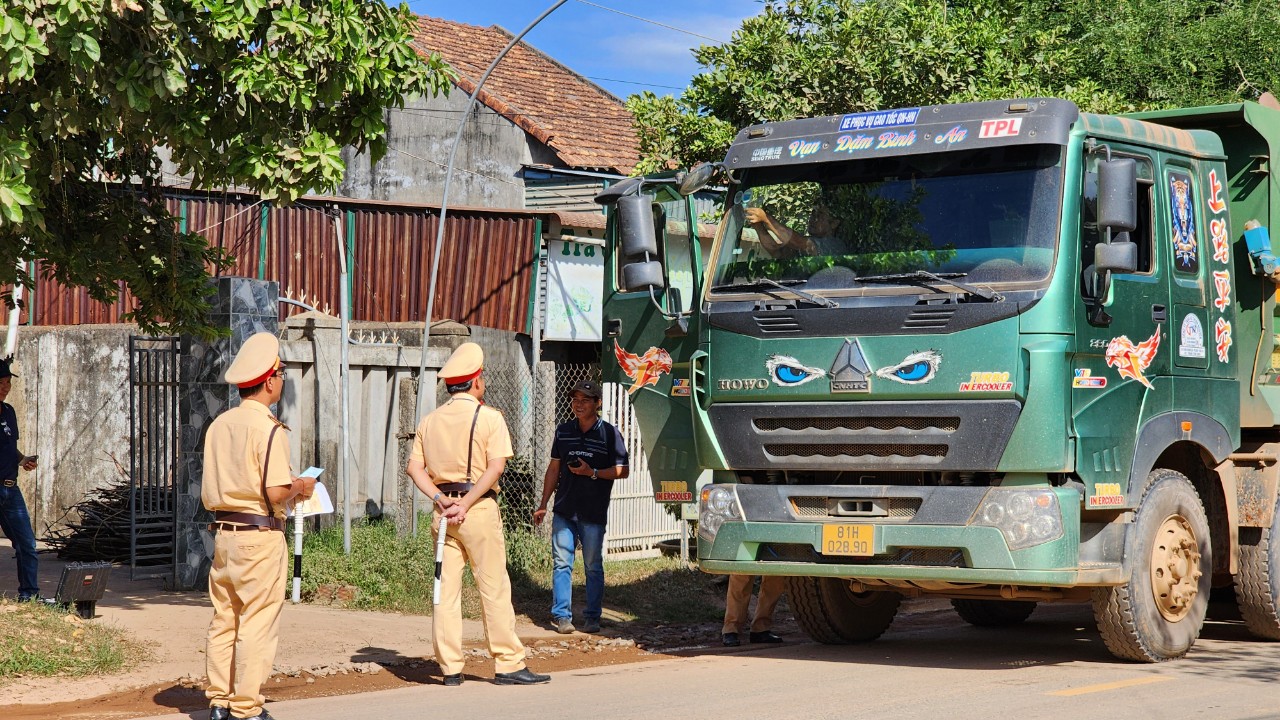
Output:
[202, 399, 293, 518]
[411, 394, 513, 488]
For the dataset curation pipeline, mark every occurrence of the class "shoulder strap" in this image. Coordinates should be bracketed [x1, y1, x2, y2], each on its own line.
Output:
[262, 424, 281, 516]
[465, 404, 482, 482]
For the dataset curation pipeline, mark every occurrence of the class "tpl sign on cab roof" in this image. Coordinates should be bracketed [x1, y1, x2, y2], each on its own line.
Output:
[979, 118, 1022, 139]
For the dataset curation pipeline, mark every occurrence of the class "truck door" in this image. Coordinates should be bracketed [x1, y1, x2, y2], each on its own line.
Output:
[601, 184, 704, 505]
[1073, 149, 1165, 505]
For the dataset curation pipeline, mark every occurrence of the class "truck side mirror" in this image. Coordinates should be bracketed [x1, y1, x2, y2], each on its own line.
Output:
[1097, 158, 1137, 232]
[676, 163, 717, 196]
[623, 260, 666, 293]
[617, 195, 659, 257]
[1095, 238, 1138, 274]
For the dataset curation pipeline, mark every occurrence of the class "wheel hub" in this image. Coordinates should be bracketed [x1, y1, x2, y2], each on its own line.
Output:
[1150, 514, 1203, 622]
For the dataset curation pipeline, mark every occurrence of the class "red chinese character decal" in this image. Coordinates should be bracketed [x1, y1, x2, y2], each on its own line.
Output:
[1210, 218, 1230, 264]
[1207, 169, 1227, 215]
[1213, 270, 1232, 311]
[1215, 317, 1232, 363]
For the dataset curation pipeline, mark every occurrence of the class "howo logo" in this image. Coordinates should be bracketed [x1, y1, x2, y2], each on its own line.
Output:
[718, 378, 769, 390]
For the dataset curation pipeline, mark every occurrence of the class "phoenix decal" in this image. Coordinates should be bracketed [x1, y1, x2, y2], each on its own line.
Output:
[874, 350, 942, 384]
[613, 340, 673, 395]
[1105, 329, 1161, 390]
[765, 355, 827, 387]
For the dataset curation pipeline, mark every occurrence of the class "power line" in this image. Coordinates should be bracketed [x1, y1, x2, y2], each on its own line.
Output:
[583, 75, 685, 91]
[573, 1, 726, 44]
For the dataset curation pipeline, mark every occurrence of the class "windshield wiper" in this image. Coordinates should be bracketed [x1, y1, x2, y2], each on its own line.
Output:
[856, 270, 1003, 302]
[712, 277, 838, 308]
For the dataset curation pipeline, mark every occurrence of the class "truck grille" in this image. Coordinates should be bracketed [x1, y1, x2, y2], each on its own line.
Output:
[766, 443, 949, 459]
[755, 417, 960, 432]
[754, 315, 801, 333]
[759, 543, 966, 567]
[710, 400, 1021, 471]
[789, 496, 921, 519]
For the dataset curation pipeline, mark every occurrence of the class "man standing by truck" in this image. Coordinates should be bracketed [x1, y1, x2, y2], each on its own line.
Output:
[533, 380, 629, 634]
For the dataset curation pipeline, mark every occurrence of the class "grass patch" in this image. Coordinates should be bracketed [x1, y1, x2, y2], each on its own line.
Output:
[300, 515, 724, 625]
[0, 600, 147, 681]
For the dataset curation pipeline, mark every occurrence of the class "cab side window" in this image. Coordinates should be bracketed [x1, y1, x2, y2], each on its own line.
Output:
[1082, 154, 1154, 298]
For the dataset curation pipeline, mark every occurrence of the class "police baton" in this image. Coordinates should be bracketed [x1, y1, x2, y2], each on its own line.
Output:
[432, 514, 448, 605]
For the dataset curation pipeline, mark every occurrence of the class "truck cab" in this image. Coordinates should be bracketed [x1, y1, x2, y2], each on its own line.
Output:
[597, 97, 1280, 662]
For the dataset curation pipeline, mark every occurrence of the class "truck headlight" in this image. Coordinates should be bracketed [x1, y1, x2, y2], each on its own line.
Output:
[973, 488, 1063, 550]
[699, 485, 743, 542]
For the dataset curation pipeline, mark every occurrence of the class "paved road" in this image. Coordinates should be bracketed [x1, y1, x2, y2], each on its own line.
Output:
[146, 602, 1278, 720]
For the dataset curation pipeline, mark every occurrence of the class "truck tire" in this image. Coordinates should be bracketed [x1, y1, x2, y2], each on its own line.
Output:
[785, 576, 901, 644]
[951, 599, 1037, 627]
[1235, 493, 1280, 639]
[1091, 469, 1211, 662]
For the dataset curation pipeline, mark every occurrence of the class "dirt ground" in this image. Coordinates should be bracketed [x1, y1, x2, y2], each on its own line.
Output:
[0, 539, 824, 720]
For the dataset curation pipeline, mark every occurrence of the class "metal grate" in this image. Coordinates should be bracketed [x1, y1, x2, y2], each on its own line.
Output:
[765, 443, 949, 458]
[128, 336, 180, 582]
[759, 543, 966, 567]
[755, 416, 960, 432]
[754, 315, 802, 333]
[788, 496, 921, 518]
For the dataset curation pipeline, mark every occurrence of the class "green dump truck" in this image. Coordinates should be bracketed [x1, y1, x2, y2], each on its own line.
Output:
[596, 97, 1280, 662]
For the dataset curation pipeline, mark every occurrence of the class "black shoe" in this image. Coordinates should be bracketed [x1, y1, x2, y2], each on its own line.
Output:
[722, 632, 741, 647]
[494, 668, 551, 685]
[239, 711, 274, 720]
[208, 707, 230, 720]
[443, 673, 463, 687]
[749, 630, 784, 644]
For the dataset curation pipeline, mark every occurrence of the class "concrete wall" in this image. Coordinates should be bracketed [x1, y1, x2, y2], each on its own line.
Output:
[10, 325, 135, 536]
[338, 92, 550, 208]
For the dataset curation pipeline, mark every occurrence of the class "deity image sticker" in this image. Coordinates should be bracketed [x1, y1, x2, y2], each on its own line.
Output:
[1105, 329, 1161, 390]
[874, 350, 942, 385]
[765, 355, 828, 387]
[613, 340, 672, 395]
[1215, 318, 1232, 363]
[1170, 173, 1199, 273]
[1178, 313, 1206, 359]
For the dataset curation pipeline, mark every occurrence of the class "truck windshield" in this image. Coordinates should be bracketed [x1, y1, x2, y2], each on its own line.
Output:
[710, 144, 1065, 295]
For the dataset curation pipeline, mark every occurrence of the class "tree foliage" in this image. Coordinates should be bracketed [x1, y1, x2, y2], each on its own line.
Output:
[630, 0, 1280, 171]
[0, 0, 452, 337]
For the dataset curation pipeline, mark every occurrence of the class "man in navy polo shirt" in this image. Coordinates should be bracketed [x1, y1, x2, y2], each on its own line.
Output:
[533, 380, 628, 634]
[0, 359, 41, 601]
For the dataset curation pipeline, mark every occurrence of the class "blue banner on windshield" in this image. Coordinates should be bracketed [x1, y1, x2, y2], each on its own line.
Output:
[838, 108, 921, 132]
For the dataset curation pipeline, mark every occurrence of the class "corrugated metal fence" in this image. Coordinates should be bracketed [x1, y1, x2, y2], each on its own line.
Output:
[22, 190, 543, 334]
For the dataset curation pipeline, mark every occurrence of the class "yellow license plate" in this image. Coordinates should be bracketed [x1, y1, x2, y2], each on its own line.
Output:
[821, 524, 875, 556]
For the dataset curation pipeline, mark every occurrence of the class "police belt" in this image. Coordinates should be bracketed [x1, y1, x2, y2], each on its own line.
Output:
[212, 511, 284, 531]
[436, 482, 496, 500]
[1, 478, 16, 488]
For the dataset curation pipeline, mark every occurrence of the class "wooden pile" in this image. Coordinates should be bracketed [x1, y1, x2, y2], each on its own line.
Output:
[42, 482, 172, 563]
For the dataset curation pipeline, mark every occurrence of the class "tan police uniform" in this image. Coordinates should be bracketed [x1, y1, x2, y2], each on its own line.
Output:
[411, 343, 527, 677]
[723, 574, 786, 634]
[202, 333, 293, 720]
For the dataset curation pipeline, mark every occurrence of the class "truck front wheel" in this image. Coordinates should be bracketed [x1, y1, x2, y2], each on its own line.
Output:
[1091, 469, 1211, 662]
[951, 599, 1037, 627]
[1235, 493, 1280, 639]
[786, 577, 901, 644]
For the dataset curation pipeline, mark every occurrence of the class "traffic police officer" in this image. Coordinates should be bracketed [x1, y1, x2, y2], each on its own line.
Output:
[406, 342, 550, 686]
[202, 333, 315, 720]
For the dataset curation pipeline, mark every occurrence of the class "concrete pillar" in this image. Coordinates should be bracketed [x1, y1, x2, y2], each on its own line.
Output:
[174, 277, 279, 590]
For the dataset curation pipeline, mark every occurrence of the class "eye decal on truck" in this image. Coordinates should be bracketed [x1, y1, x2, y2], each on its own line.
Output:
[765, 355, 827, 386]
[874, 350, 942, 384]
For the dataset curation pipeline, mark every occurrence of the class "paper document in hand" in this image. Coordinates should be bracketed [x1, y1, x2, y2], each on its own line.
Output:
[290, 482, 334, 518]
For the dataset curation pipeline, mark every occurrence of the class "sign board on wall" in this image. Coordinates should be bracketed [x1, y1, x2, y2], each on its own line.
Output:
[544, 237, 604, 342]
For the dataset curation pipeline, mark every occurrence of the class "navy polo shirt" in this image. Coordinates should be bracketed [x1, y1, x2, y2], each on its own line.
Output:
[0, 403, 21, 480]
[550, 417, 629, 527]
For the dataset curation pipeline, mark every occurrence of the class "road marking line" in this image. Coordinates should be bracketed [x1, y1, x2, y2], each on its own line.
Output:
[1049, 675, 1173, 696]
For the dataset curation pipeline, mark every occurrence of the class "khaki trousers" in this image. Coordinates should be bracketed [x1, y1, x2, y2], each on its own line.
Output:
[432, 497, 526, 675]
[723, 574, 786, 634]
[206, 528, 287, 719]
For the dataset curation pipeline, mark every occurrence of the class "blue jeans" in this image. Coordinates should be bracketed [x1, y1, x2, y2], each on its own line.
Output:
[551, 513, 605, 622]
[0, 485, 39, 599]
